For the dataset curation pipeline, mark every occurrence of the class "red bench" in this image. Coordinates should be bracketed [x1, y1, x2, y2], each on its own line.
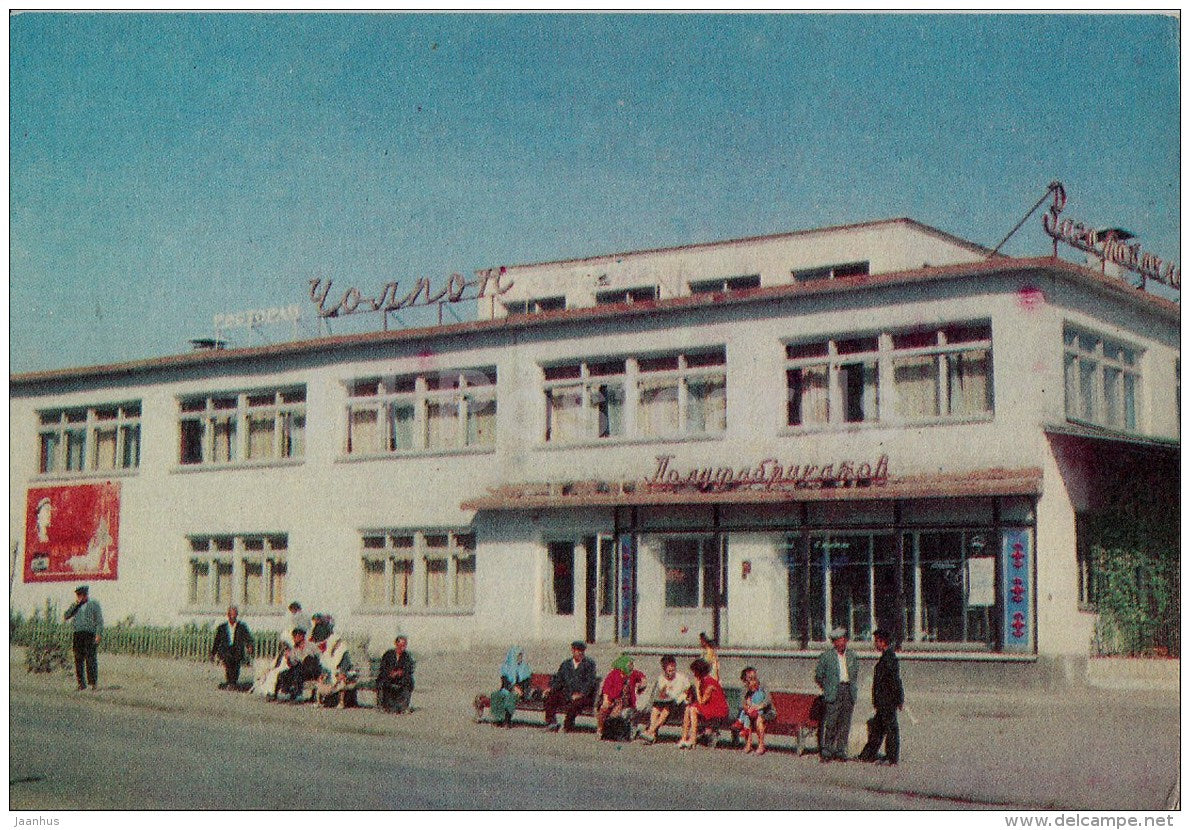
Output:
[731, 690, 823, 754]
[473, 672, 601, 723]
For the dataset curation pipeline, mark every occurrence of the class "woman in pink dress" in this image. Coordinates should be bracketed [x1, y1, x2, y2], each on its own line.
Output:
[678, 658, 727, 749]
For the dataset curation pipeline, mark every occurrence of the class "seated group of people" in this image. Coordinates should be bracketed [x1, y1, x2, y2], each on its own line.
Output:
[251, 612, 358, 707]
[487, 638, 777, 753]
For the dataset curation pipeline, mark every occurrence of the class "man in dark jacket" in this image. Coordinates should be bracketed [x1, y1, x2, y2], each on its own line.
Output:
[544, 640, 598, 733]
[377, 634, 416, 713]
[210, 605, 254, 689]
[858, 628, 904, 764]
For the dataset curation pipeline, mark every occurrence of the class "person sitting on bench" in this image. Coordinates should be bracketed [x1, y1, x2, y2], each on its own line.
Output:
[377, 634, 416, 713]
[489, 646, 533, 727]
[595, 654, 646, 740]
[639, 654, 694, 744]
[275, 627, 321, 702]
[544, 640, 597, 733]
[677, 658, 727, 750]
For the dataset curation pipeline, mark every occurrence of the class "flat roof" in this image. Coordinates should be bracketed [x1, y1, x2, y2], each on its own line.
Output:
[12, 254, 1178, 388]
[487, 216, 996, 274]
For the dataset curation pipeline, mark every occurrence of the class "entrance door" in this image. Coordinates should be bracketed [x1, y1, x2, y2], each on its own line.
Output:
[584, 535, 619, 642]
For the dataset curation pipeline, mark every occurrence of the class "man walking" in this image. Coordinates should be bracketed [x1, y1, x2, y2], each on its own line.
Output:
[815, 626, 858, 762]
[64, 585, 103, 691]
[210, 605, 254, 689]
[858, 628, 904, 765]
[544, 640, 598, 733]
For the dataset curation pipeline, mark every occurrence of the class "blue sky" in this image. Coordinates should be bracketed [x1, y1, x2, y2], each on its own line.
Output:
[10, 13, 1180, 373]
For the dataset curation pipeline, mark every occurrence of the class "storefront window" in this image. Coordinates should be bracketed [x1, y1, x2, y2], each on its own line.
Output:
[662, 538, 721, 609]
[548, 541, 575, 615]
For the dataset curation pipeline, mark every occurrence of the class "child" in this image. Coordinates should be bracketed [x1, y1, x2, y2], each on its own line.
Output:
[736, 666, 776, 755]
[678, 658, 728, 750]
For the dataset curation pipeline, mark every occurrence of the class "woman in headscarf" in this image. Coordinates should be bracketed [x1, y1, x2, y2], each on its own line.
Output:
[489, 646, 532, 727]
[596, 654, 646, 740]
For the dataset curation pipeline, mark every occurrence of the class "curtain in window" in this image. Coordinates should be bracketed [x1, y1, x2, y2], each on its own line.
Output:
[40, 433, 59, 473]
[190, 561, 210, 605]
[66, 429, 87, 470]
[1103, 366, 1122, 427]
[686, 374, 727, 433]
[547, 386, 584, 442]
[1078, 361, 1097, 421]
[94, 428, 118, 470]
[840, 362, 879, 423]
[791, 365, 829, 425]
[268, 559, 286, 606]
[594, 383, 625, 438]
[638, 380, 679, 436]
[120, 425, 140, 468]
[362, 559, 387, 606]
[350, 408, 378, 454]
[453, 554, 476, 607]
[282, 412, 305, 458]
[466, 397, 497, 446]
[425, 557, 448, 607]
[894, 356, 939, 419]
[214, 561, 233, 605]
[426, 400, 460, 449]
[387, 403, 415, 450]
[392, 558, 413, 607]
[947, 349, 991, 416]
[213, 418, 236, 462]
[1123, 374, 1137, 429]
[242, 560, 263, 606]
[247, 414, 275, 460]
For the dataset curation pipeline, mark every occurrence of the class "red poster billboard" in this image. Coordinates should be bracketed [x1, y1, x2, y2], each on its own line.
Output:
[24, 483, 120, 583]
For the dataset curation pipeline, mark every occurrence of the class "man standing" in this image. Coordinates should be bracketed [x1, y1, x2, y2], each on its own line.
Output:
[858, 628, 904, 765]
[64, 585, 103, 691]
[210, 605, 254, 689]
[815, 626, 859, 762]
[376, 634, 416, 713]
[544, 640, 597, 733]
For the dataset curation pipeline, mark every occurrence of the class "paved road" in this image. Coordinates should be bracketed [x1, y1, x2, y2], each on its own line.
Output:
[10, 690, 964, 810]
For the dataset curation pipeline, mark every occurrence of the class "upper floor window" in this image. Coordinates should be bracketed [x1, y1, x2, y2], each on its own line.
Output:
[1063, 326, 1140, 432]
[595, 286, 658, 306]
[360, 530, 475, 612]
[786, 322, 992, 429]
[179, 387, 305, 466]
[689, 274, 761, 295]
[504, 296, 565, 315]
[188, 534, 287, 610]
[346, 368, 496, 456]
[39, 402, 141, 474]
[543, 348, 726, 444]
[792, 261, 870, 283]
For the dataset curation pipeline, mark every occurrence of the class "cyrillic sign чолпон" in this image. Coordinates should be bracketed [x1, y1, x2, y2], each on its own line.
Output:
[308, 268, 515, 319]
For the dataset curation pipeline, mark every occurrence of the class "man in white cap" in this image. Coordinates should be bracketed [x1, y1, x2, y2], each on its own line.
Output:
[814, 626, 859, 762]
[64, 585, 103, 690]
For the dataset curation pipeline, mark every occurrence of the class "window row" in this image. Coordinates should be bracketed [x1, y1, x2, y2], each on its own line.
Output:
[502, 261, 869, 316]
[188, 534, 289, 609]
[180, 388, 306, 466]
[360, 530, 476, 611]
[544, 349, 726, 443]
[346, 369, 496, 456]
[785, 323, 994, 428]
[38, 403, 141, 474]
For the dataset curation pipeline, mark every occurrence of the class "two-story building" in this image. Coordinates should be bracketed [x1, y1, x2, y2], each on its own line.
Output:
[11, 217, 1178, 674]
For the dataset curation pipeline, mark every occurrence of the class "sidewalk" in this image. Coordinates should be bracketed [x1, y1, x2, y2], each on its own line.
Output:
[10, 645, 1179, 810]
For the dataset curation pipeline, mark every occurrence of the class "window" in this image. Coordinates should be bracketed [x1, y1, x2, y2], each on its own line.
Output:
[1063, 326, 1141, 432]
[595, 286, 658, 306]
[38, 402, 141, 474]
[662, 538, 723, 609]
[786, 322, 992, 429]
[504, 296, 566, 315]
[188, 534, 287, 609]
[1076, 512, 1098, 609]
[359, 530, 475, 612]
[547, 541, 576, 615]
[638, 350, 727, 438]
[544, 360, 626, 442]
[792, 261, 870, 283]
[346, 368, 496, 455]
[543, 349, 725, 443]
[178, 388, 305, 466]
[689, 274, 761, 295]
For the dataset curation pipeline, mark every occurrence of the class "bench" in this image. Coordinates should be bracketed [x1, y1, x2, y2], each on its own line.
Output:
[724, 690, 823, 754]
[473, 672, 600, 724]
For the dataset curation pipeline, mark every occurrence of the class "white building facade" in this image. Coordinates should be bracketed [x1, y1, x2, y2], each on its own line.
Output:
[11, 219, 1179, 664]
